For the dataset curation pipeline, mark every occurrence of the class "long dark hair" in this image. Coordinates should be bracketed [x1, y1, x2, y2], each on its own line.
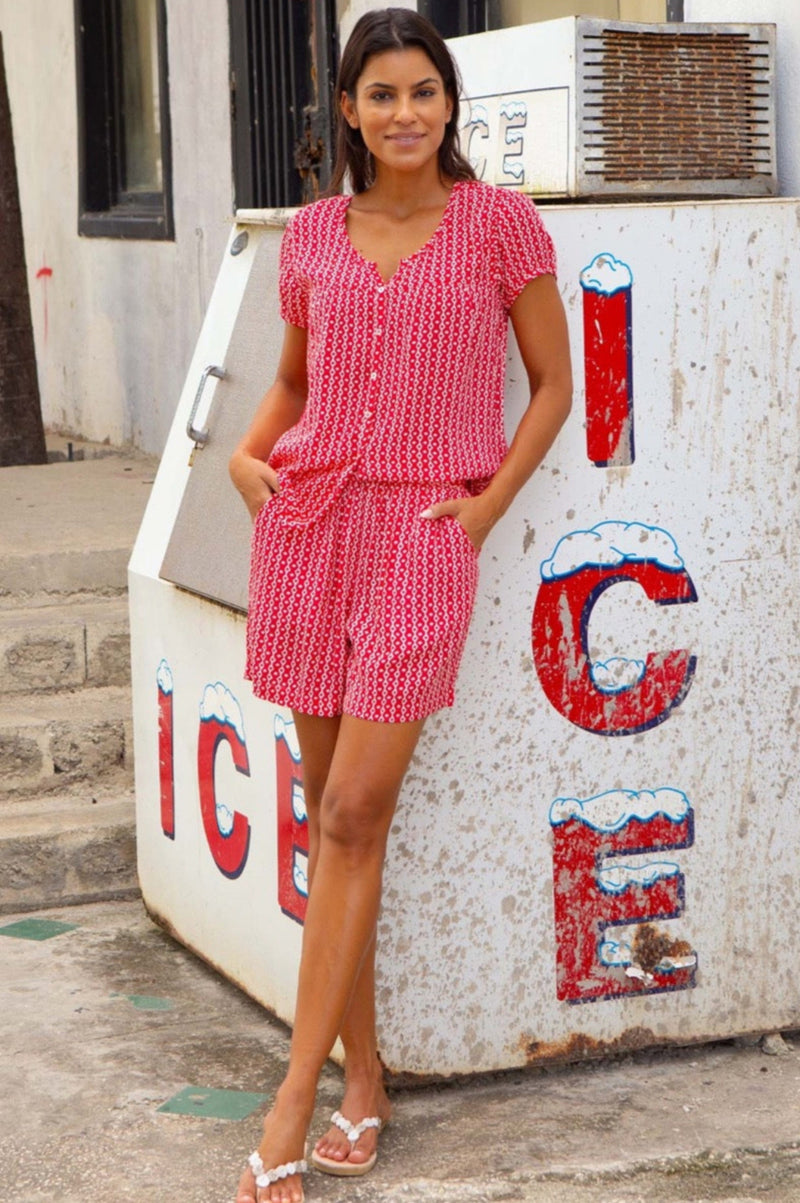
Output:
[328, 7, 477, 195]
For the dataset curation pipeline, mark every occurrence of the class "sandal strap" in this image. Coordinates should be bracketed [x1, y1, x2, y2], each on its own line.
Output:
[248, 1151, 308, 1188]
[330, 1110, 383, 1143]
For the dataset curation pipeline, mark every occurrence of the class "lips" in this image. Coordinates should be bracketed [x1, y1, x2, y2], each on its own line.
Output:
[387, 133, 424, 144]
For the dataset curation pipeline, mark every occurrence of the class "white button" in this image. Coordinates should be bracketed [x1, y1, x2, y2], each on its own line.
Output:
[370, 371, 377, 381]
[377, 285, 385, 293]
[365, 410, 373, 418]
[375, 327, 382, 336]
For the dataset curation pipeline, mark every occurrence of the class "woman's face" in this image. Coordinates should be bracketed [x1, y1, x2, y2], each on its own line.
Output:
[342, 46, 453, 177]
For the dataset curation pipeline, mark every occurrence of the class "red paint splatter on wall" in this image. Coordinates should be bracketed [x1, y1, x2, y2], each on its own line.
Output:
[36, 262, 52, 343]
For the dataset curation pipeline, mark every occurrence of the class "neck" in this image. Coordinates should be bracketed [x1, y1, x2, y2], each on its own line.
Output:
[368, 159, 450, 213]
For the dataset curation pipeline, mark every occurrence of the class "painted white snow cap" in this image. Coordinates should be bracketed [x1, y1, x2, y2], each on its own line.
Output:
[600, 939, 697, 974]
[216, 801, 235, 837]
[598, 860, 680, 894]
[599, 939, 632, 967]
[658, 953, 697, 971]
[580, 252, 633, 295]
[293, 849, 309, 898]
[291, 782, 307, 823]
[274, 712, 301, 762]
[156, 659, 173, 694]
[199, 682, 245, 741]
[466, 103, 489, 127]
[590, 656, 646, 694]
[549, 787, 690, 832]
[540, 520, 684, 581]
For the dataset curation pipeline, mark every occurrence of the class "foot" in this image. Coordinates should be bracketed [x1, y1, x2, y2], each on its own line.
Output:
[236, 1097, 310, 1203]
[312, 1076, 391, 1174]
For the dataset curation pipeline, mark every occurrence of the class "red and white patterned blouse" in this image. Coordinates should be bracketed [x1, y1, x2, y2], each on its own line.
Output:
[270, 179, 556, 525]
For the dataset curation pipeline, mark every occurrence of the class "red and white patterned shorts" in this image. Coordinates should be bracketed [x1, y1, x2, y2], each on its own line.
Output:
[245, 477, 480, 723]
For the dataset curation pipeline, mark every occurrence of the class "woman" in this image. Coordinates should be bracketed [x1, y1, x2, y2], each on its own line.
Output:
[230, 9, 572, 1202]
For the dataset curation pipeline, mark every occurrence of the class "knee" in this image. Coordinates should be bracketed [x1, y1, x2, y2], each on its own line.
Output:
[319, 787, 391, 858]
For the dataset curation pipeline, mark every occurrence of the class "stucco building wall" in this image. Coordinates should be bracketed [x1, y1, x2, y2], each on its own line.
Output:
[0, 0, 232, 454]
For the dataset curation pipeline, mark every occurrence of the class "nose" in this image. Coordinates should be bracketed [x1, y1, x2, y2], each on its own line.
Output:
[395, 94, 415, 124]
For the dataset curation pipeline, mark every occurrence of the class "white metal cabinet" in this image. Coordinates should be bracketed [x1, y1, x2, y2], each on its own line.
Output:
[130, 197, 800, 1075]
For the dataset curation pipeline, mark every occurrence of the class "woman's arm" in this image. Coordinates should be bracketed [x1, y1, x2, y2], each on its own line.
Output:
[423, 273, 573, 548]
[229, 323, 309, 519]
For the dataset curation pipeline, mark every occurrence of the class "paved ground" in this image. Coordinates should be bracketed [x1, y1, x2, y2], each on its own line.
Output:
[1, 898, 798, 1203]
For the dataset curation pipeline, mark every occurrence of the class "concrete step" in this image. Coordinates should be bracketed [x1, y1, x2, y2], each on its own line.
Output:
[0, 684, 133, 797]
[0, 785, 137, 913]
[0, 454, 156, 606]
[0, 596, 130, 693]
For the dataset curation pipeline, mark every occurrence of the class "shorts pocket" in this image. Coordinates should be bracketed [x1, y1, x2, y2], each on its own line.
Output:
[447, 515, 480, 557]
[253, 490, 282, 526]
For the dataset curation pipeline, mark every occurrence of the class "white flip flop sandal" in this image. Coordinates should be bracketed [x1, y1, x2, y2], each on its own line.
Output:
[246, 1151, 308, 1200]
[310, 1110, 385, 1177]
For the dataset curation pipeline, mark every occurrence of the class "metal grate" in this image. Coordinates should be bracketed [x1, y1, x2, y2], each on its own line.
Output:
[229, 0, 337, 210]
[578, 21, 776, 197]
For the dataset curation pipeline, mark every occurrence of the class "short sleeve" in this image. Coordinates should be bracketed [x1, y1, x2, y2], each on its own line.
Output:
[494, 190, 557, 310]
[278, 217, 309, 328]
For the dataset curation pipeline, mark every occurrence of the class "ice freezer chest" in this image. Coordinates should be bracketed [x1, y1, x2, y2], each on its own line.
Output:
[130, 195, 800, 1076]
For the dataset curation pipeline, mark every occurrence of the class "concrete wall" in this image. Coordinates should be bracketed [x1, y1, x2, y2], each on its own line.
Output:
[0, 0, 233, 454]
[686, 1, 800, 196]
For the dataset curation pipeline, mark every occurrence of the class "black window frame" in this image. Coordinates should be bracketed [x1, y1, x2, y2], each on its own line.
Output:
[420, 1, 484, 38]
[421, 1, 684, 36]
[75, 0, 174, 240]
[229, 0, 338, 211]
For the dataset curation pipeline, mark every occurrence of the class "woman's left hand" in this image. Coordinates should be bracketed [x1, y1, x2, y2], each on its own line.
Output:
[420, 495, 496, 552]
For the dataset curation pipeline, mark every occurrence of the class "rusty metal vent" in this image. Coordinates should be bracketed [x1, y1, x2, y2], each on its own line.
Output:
[577, 21, 776, 198]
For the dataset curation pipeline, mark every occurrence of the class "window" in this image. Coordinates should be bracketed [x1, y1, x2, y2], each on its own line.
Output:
[420, 1, 684, 35]
[229, 0, 338, 210]
[419, 1, 484, 38]
[75, 0, 173, 239]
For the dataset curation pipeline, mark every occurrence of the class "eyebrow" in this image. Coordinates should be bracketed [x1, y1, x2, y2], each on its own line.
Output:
[364, 77, 439, 90]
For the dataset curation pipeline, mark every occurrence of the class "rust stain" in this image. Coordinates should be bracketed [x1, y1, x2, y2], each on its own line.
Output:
[631, 922, 693, 976]
[521, 1025, 659, 1066]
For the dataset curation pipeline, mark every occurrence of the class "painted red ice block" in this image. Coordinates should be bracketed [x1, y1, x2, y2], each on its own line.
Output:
[157, 670, 175, 840]
[581, 254, 634, 466]
[197, 689, 251, 879]
[532, 560, 697, 735]
[275, 717, 308, 924]
[551, 807, 695, 1002]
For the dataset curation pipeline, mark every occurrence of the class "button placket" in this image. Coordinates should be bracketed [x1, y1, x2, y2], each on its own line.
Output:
[364, 286, 386, 427]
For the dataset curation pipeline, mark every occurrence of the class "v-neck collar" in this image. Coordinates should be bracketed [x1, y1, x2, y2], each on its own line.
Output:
[340, 180, 465, 286]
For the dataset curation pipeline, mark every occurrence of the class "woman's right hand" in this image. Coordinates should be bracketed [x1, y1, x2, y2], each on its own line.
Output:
[228, 450, 280, 521]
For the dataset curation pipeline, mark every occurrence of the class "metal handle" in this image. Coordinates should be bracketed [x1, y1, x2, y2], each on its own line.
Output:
[186, 364, 226, 447]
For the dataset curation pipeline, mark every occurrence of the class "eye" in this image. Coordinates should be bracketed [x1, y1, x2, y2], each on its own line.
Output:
[369, 91, 392, 102]
[416, 88, 436, 98]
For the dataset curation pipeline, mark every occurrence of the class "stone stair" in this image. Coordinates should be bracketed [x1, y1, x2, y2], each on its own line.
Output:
[0, 447, 157, 913]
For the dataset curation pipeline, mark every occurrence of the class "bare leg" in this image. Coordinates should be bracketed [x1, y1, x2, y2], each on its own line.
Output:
[293, 714, 391, 1170]
[236, 714, 423, 1203]
[310, 932, 390, 1168]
